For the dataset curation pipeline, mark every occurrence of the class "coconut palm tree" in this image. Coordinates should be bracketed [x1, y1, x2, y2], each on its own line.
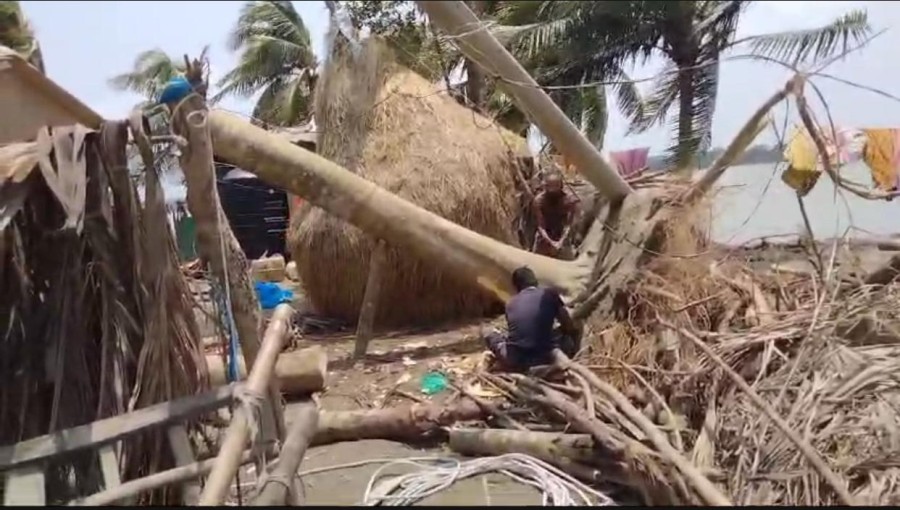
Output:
[213, 0, 318, 127]
[513, 1, 872, 168]
[0, 0, 44, 72]
[490, 1, 646, 148]
[109, 47, 210, 104]
[110, 48, 211, 187]
[338, 0, 641, 148]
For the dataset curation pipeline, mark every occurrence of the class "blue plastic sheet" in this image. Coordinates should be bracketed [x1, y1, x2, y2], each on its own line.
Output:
[158, 76, 193, 104]
[254, 281, 294, 310]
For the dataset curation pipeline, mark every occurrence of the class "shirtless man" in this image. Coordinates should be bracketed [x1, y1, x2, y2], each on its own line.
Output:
[533, 172, 578, 259]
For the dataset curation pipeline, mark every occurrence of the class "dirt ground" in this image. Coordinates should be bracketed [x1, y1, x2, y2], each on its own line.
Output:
[196, 277, 544, 505]
[277, 306, 541, 505]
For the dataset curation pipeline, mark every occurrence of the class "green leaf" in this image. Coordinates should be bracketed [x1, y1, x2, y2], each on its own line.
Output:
[741, 9, 871, 65]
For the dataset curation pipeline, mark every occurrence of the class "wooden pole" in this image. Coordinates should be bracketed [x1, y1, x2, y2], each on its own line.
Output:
[251, 400, 319, 506]
[354, 240, 387, 359]
[418, 1, 633, 200]
[170, 95, 287, 450]
[71, 451, 257, 506]
[199, 304, 293, 506]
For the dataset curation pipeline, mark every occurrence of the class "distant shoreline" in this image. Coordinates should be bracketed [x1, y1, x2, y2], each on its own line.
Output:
[645, 144, 784, 172]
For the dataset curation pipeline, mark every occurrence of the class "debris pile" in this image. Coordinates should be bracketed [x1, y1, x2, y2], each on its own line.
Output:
[426, 205, 900, 506]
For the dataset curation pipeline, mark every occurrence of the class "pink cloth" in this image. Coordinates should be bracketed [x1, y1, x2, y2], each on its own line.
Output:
[609, 147, 650, 178]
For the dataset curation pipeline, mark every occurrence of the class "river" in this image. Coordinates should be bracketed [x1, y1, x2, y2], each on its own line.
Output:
[710, 161, 900, 245]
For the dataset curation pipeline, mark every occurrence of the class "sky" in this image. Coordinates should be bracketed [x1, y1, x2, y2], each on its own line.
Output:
[18, 0, 900, 156]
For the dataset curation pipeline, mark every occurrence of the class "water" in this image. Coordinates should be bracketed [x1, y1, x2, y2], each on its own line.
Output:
[710, 162, 900, 245]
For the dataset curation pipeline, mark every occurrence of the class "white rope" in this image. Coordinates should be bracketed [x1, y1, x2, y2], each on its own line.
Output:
[296, 454, 615, 506]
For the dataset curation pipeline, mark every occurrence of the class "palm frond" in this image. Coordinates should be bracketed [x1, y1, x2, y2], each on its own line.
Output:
[739, 9, 872, 65]
[609, 69, 645, 129]
[109, 49, 182, 98]
[578, 85, 608, 149]
[628, 61, 679, 134]
[217, 0, 316, 119]
[228, 0, 310, 52]
[250, 78, 287, 124]
[487, 90, 529, 135]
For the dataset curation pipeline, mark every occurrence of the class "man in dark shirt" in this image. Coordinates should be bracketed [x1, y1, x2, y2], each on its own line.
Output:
[483, 266, 581, 371]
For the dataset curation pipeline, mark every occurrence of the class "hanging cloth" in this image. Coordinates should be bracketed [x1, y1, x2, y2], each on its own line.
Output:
[609, 147, 650, 178]
[861, 128, 900, 191]
[781, 125, 822, 196]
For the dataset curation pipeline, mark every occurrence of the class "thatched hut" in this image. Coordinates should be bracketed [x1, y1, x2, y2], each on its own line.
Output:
[288, 38, 529, 327]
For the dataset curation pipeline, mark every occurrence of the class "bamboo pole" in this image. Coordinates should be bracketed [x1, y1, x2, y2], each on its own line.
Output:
[354, 240, 387, 359]
[199, 304, 294, 506]
[418, 0, 633, 200]
[251, 400, 319, 506]
[70, 451, 257, 506]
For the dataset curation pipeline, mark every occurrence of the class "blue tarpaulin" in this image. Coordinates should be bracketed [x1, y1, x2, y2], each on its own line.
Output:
[255, 281, 294, 310]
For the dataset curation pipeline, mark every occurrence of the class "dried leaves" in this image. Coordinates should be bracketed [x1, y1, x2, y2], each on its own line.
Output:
[0, 123, 207, 503]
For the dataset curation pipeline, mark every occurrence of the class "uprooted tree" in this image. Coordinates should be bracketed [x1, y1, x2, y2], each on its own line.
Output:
[197, 13, 779, 322]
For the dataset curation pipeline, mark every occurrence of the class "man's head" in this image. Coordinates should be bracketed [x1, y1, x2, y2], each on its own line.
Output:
[512, 266, 539, 292]
[543, 172, 564, 197]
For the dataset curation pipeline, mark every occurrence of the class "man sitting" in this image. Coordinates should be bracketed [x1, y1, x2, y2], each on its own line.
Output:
[483, 266, 581, 372]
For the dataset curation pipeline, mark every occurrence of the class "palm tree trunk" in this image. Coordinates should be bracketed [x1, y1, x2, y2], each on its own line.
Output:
[208, 110, 590, 301]
[420, 0, 633, 200]
[675, 66, 695, 174]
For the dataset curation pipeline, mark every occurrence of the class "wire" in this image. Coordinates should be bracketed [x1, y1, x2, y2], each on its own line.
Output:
[296, 453, 615, 506]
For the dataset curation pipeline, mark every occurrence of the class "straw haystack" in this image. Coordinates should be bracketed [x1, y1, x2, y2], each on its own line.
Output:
[288, 37, 528, 327]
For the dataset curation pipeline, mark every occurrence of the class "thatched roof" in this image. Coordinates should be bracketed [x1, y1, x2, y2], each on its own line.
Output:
[288, 37, 528, 327]
[0, 123, 206, 503]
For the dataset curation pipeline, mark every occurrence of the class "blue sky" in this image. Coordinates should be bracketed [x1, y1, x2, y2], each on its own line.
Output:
[19, 0, 900, 154]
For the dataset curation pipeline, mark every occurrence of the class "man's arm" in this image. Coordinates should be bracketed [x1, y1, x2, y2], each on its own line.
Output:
[556, 303, 578, 335]
[556, 194, 579, 246]
[533, 194, 553, 243]
[548, 289, 577, 334]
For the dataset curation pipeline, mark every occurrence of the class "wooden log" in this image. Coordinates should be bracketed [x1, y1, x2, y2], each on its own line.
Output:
[199, 304, 292, 506]
[354, 239, 387, 359]
[252, 400, 318, 506]
[206, 345, 328, 397]
[448, 428, 607, 485]
[313, 399, 483, 446]
[450, 427, 598, 463]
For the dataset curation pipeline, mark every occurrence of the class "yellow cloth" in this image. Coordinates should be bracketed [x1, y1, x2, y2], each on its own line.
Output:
[862, 129, 900, 191]
[781, 126, 821, 196]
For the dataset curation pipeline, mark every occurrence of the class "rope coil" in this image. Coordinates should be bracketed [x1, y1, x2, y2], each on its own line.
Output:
[295, 454, 616, 506]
